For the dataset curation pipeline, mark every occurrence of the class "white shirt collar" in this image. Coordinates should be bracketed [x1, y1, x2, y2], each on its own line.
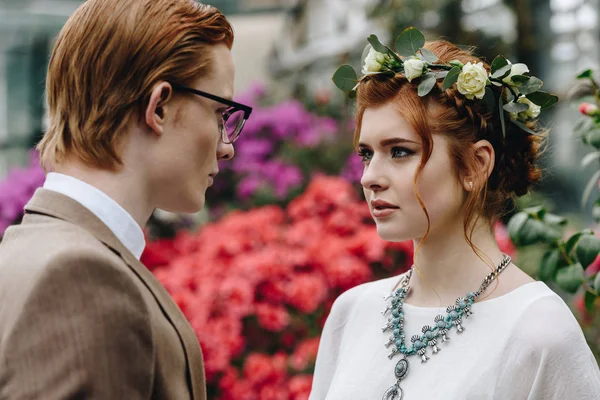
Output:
[43, 172, 146, 259]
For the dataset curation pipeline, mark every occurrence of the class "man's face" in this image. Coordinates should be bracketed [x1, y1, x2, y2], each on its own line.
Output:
[150, 44, 236, 213]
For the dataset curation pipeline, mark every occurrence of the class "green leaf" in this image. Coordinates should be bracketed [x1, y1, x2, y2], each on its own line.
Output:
[595, 272, 600, 292]
[577, 69, 593, 79]
[565, 232, 585, 255]
[367, 35, 389, 54]
[525, 205, 546, 219]
[484, 87, 496, 111]
[503, 102, 529, 113]
[539, 249, 560, 281]
[510, 119, 539, 136]
[395, 27, 425, 57]
[348, 89, 357, 99]
[575, 117, 595, 139]
[584, 290, 597, 313]
[576, 234, 600, 268]
[510, 75, 530, 84]
[526, 91, 559, 110]
[420, 48, 439, 63]
[519, 77, 543, 95]
[442, 66, 461, 91]
[499, 92, 506, 139]
[556, 263, 585, 294]
[332, 65, 358, 92]
[490, 56, 508, 74]
[491, 64, 512, 80]
[434, 71, 449, 80]
[581, 169, 600, 208]
[507, 212, 528, 245]
[585, 128, 600, 149]
[417, 73, 437, 97]
[544, 213, 568, 227]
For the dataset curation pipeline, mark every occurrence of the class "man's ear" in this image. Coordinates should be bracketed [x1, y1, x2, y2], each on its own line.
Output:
[462, 139, 495, 191]
[145, 82, 173, 136]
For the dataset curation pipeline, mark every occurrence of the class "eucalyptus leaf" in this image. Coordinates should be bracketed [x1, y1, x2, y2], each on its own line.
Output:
[577, 69, 594, 79]
[491, 64, 512, 80]
[418, 73, 437, 97]
[396, 27, 425, 57]
[576, 234, 600, 268]
[435, 71, 449, 79]
[420, 48, 439, 63]
[581, 169, 600, 208]
[584, 290, 597, 314]
[442, 66, 461, 91]
[510, 119, 539, 136]
[526, 91, 559, 110]
[519, 77, 543, 95]
[581, 151, 600, 168]
[332, 65, 358, 92]
[503, 102, 529, 113]
[555, 263, 585, 294]
[367, 34, 389, 54]
[539, 249, 560, 281]
[510, 75, 530, 85]
[484, 87, 496, 111]
[490, 56, 508, 74]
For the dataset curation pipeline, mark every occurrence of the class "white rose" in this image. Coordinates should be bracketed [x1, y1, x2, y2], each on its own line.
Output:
[362, 47, 388, 74]
[403, 58, 425, 82]
[502, 61, 529, 86]
[511, 97, 541, 121]
[456, 62, 488, 100]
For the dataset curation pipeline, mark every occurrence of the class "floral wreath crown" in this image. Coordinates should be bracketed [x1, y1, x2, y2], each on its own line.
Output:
[332, 27, 558, 137]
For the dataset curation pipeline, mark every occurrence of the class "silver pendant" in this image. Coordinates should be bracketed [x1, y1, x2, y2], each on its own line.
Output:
[382, 384, 403, 400]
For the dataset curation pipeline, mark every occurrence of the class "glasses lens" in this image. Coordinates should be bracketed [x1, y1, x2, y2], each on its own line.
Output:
[224, 109, 246, 143]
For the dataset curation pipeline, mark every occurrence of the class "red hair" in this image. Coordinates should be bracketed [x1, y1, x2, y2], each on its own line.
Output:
[38, 0, 234, 171]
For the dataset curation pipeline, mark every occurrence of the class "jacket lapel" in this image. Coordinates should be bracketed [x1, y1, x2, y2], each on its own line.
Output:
[24, 188, 206, 399]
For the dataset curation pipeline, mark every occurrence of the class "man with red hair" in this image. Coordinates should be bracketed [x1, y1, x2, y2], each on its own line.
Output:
[0, 0, 252, 398]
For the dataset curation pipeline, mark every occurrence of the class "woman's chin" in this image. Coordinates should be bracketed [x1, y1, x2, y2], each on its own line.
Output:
[375, 225, 421, 242]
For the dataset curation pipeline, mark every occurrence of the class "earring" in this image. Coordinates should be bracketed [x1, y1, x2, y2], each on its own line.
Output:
[468, 181, 474, 190]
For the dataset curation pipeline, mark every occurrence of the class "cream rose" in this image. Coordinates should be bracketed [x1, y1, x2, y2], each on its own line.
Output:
[502, 61, 530, 85]
[362, 47, 388, 74]
[512, 97, 541, 121]
[456, 62, 488, 100]
[403, 58, 425, 82]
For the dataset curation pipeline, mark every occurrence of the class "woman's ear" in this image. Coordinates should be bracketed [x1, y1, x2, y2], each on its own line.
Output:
[462, 139, 495, 191]
[145, 82, 173, 136]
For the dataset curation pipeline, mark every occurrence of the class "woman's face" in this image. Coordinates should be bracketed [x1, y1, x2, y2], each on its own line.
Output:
[358, 101, 466, 242]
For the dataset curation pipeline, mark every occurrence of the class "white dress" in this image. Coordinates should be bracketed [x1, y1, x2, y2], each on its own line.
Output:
[309, 275, 600, 400]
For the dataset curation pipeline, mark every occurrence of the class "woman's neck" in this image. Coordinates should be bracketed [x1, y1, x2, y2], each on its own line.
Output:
[403, 218, 507, 307]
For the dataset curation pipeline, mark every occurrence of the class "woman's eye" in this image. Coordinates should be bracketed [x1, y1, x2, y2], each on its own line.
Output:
[391, 147, 413, 158]
[357, 149, 373, 162]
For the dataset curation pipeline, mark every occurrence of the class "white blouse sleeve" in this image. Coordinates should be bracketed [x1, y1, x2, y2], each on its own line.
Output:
[309, 285, 364, 400]
[501, 293, 600, 400]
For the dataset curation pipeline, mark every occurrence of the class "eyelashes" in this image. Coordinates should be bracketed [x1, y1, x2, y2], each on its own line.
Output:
[357, 147, 414, 162]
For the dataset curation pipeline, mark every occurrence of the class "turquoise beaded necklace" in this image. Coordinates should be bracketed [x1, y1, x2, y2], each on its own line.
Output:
[381, 254, 512, 400]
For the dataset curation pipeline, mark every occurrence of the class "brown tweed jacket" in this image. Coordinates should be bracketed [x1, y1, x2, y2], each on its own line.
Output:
[0, 189, 206, 400]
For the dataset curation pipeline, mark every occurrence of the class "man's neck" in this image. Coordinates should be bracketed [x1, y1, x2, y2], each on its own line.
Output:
[53, 162, 152, 228]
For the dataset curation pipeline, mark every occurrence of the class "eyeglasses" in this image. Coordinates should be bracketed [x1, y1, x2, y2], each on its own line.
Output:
[170, 82, 253, 144]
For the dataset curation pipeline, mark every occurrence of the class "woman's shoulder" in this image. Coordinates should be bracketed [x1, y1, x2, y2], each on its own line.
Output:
[503, 282, 589, 351]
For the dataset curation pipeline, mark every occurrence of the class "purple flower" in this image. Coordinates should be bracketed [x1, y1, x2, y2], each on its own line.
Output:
[341, 153, 364, 183]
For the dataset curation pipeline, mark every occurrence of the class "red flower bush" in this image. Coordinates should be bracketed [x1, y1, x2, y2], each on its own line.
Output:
[142, 175, 515, 398]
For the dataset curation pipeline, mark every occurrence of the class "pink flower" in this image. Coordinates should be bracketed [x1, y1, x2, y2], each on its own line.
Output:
[579, 102, 599, 116]
[285, 273, 328, 313]
[289, 337, 320, 371]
